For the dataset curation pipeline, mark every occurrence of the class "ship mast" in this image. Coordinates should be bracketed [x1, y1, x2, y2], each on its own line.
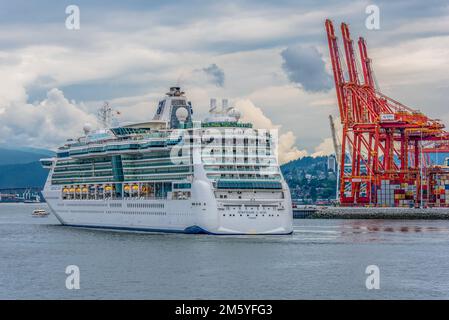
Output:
[97, 102, 114, 128]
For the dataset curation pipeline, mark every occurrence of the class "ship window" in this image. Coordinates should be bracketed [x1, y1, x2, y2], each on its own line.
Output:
[172, 99, 186, 106]
[156, 101, 165, 115]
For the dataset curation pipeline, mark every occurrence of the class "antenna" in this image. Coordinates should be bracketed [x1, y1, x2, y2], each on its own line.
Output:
[97, 102, 114, 128]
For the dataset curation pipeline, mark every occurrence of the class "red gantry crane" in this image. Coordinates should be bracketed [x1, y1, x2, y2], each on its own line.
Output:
[325, 19, 449, 207]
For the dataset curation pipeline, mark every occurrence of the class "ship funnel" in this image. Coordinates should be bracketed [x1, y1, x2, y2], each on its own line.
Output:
[222, 99, 228, 112]
[210, 98, 217, 113]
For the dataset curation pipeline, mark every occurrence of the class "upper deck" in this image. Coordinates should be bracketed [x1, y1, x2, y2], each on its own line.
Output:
[42, 87, 284, 195]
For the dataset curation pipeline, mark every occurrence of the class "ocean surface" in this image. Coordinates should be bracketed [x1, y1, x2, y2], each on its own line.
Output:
[1, 203, 449, 299]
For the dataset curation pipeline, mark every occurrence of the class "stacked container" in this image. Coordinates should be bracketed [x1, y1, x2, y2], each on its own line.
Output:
[377, 180, 394, 206]
[432, 174, 449, 207]
[376, 180, 417, 207]
[393, 183, 416, 207]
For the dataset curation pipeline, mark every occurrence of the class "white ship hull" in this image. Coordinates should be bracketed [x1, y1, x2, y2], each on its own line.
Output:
[43, 186, 293, 235]
[40, 87, 294, 235]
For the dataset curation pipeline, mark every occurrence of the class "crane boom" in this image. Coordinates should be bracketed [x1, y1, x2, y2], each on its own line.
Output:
[341, 23, 359, 85]
[358, 37, 375, 88]
[325, 19, 346, 123]
[329, 115, 341, 164]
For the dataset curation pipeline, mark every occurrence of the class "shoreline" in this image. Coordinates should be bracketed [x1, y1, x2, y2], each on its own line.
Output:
[294, 207, 449, 219]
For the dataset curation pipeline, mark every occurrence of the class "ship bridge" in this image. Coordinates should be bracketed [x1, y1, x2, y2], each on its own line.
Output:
[153, 86, 193, 129]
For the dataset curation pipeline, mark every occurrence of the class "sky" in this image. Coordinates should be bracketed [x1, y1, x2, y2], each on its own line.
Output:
[0, 0, 448, 163]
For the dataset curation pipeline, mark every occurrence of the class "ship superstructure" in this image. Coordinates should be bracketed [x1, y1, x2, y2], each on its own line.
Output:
[40, 87, 293, 234]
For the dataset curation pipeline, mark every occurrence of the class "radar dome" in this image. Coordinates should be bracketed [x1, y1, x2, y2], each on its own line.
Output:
[83, 123, 92, 135]
[176, 107, 189, 122]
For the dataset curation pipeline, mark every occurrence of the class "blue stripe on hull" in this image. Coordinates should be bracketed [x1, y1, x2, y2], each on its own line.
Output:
[63, 224, 207, 234]
[61, 224, 292, 235]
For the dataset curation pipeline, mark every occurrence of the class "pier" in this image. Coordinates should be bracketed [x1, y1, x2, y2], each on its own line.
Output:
[294, 206, 449, 219]
[293, 206, 318, 219]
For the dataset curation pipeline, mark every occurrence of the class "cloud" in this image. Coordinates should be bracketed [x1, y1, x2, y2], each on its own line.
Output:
[311, 137, 335, 157]
[236, 99, 279, 130]
[0, 88, 97, 149]
[279, 131, 309, 163]
[281, 45, 332, 92]
[244, 84, 337, 152]
[202, 64, 225, 87]
[312, 116, 343, 157]
[235, 99, 307, 163]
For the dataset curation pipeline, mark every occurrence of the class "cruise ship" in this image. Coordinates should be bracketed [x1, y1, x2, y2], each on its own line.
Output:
[40, 87, 293, 234]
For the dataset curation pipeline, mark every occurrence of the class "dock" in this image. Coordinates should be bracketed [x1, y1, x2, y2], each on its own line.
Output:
[293, 207, 317, 219]
[293, 207, 449, 219]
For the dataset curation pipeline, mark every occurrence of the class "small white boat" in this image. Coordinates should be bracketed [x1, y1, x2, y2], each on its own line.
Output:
[32, 209, 49, 217]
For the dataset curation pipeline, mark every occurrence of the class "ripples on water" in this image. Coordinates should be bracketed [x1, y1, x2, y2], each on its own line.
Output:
[1, 203, 449, 299]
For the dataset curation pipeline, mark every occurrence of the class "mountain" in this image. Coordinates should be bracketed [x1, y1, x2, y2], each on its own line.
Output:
[7, 146, 55, 157]
[281, 156, 337, 203]
[0, 147, 53, 166]
[281, 156, 328, 171]
[0, 147, 53, 188]
[0, 161, 48, 189]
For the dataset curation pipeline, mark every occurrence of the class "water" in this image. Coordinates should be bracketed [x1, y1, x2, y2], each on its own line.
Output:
[1, 203, 449, 299]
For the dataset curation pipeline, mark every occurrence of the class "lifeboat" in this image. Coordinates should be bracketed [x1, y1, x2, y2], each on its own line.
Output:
[132, 184, 139, 191]
[63, 187, 69, 193]
[124, 184, 131, 191]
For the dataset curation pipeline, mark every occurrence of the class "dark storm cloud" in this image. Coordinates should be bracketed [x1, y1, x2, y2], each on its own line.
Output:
[281, 46, 332, 92]
[202, 64, 225, 87]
